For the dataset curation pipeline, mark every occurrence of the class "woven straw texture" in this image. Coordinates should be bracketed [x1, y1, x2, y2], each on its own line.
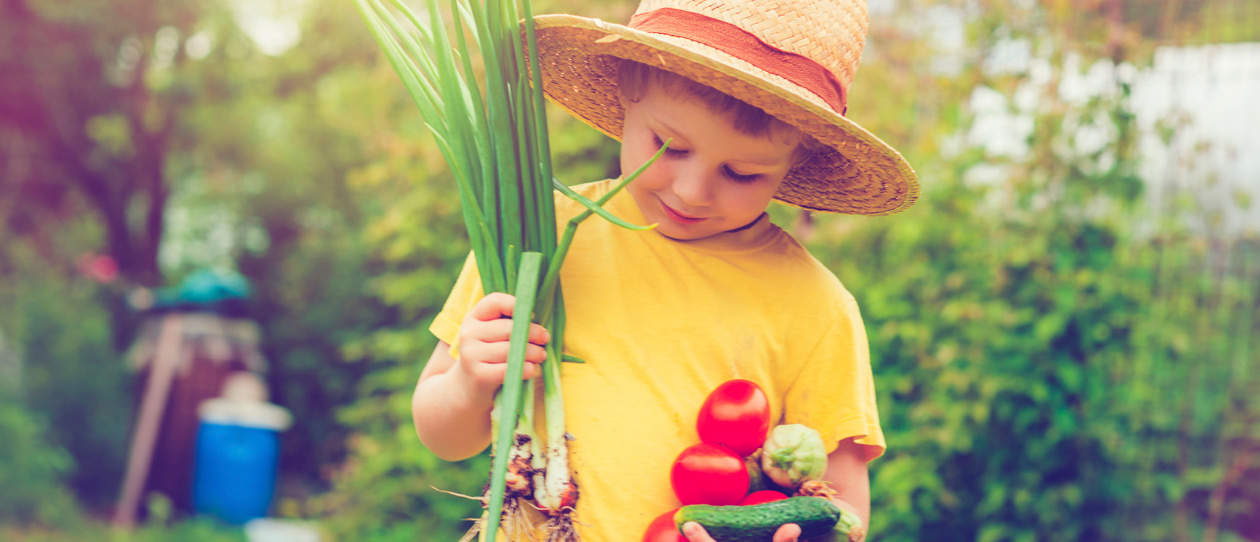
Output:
[533, 0, 919, 215]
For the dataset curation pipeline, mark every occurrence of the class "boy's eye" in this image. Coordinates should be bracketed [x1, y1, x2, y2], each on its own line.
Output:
[652, 134, 689, 156]
[724, 166, 761, 183]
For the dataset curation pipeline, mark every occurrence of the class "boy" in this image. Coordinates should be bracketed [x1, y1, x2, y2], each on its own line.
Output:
[413, 0, 918, 540]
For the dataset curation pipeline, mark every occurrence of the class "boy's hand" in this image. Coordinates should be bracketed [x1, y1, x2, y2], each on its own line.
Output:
[680, 521, 802, 542]
[454, 292, 551, 401]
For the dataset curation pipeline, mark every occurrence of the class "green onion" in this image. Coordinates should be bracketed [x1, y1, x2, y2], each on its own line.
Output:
[354, 0, 667, 539]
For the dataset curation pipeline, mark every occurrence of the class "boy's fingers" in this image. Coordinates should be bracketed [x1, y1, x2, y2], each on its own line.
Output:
[531, 324, 552, 346]
[465, 318, 513, 342]
[772, 523, 802, 542]
[467, 292, 517, 321]
[681, 522, 715, 542]
[522, 342, 548, 364]
[500, 358, 543, 380]
[465, 342, 547, 368]
[681, 522, 798, 542]
[467, 319, 551, 346]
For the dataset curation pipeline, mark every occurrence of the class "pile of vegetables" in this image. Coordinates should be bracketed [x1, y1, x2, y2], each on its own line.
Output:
[354, 0, 666, 540]
[643, 380, 865, 542]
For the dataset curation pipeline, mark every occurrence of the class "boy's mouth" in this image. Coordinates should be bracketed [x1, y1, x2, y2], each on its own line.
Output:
[660, 201, 708, 225]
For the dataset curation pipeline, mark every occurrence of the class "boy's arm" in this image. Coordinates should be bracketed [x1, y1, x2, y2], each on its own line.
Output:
[412, 292, 550, 461]
[824, 437, 871, 531]
[412, 341, 494, 461]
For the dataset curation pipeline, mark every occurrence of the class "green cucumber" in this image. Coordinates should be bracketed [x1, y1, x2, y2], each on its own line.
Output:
[673, 497, 845, 542]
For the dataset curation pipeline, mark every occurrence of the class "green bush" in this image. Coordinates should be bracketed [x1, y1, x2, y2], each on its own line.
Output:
[0, 397, 80, 526]
[1, 494, 248, 542]
[806, 85, 1260, 542]
[303, 96, 489, 539]
[0, 244, 131, 511]
[312, 356, 491, 542]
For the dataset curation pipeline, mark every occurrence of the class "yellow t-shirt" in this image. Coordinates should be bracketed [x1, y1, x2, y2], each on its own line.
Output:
[429, 179, 884, 541]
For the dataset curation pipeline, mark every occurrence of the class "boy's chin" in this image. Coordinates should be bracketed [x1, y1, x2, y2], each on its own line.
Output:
[653, 221, 741, 241]
[648, 221, 706, 240]
[656, 228, 710, 241]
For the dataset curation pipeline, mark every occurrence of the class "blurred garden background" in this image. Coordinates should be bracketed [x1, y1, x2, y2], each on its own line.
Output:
[1, 0, 1257, 540]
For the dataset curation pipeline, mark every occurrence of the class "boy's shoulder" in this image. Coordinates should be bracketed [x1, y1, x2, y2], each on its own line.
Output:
[780, 241, 856, 302]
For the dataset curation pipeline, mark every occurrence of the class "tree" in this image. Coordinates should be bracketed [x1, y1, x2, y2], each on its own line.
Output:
[0, 0, 234, 286]
[0, 0, 403, 505]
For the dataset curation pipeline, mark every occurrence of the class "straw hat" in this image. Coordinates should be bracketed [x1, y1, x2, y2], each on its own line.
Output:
[533, 0, 918, 215]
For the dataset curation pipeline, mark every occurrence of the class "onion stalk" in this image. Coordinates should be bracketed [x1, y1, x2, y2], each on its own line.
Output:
[353, 0, 666, 540]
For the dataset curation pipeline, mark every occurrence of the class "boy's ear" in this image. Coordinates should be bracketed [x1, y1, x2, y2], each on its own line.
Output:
[790, 134, 824, 167]
[613, 57, 648, 108]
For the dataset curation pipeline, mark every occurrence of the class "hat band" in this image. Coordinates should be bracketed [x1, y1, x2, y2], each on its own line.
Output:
[628, 8, 848, 116]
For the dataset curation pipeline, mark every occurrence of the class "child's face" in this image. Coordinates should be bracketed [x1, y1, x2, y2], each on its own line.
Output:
[620, 85, 798, 241]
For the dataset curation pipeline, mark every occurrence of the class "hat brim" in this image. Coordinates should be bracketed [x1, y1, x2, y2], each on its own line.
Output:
[534, 14, 918, 215]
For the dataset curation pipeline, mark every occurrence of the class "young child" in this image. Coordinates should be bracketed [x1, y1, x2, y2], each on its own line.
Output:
[413, 0, 918, 540]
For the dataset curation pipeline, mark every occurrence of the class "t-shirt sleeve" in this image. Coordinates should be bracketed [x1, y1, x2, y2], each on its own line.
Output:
[429, 252, 485, 351]
[782, 292, 886, 462]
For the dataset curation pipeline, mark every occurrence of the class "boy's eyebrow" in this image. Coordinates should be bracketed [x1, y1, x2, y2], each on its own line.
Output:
[648, 116, 791, 167]
[646, 115, 687, 141]
[731, 153, 792, 167]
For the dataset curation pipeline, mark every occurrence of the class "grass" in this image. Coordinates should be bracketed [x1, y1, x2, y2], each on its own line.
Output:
[1, 495, 248, 542]
[2, 519, 247, 542]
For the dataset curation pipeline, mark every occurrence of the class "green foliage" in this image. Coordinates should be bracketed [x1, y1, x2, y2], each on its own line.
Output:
[0, 398, 79, 527]
[2, 494, 247, 542]
[803, 3, 1260, 540]
[312, 356, 491, 541]
[813, 157, 1259, 542]
[0, 243, 130, 510]
[155, 0, 431, 483]
[818, 194, 1131, 540]
[308, 194, 486, 540]
[120, 495, 248, 542]
[298, 27, 484, 535]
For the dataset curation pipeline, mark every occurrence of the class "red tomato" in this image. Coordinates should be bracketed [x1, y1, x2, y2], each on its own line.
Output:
[696, 379, 771, 457]
[642, 508, 686, 542]
[738, 489, 790, 506]
[670, 443, 750, 506]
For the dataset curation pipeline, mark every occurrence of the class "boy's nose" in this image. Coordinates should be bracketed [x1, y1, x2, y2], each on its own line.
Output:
[671, 166, 715, 208]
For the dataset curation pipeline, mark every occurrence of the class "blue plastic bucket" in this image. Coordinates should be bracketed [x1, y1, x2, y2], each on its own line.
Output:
[192, 398, 291, 524]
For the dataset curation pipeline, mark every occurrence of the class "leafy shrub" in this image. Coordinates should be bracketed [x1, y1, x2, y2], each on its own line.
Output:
[1, 494, 248, 542]
[0, 397, 80, 526]
[0, 243, 131, 510]
[808, 64, 1260, 542]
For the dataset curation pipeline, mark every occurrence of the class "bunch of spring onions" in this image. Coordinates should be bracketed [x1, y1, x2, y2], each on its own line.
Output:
[354, 0, 664, 540]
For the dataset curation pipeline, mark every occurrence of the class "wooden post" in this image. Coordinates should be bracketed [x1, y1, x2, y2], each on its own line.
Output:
[113, 313, 184, 528]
